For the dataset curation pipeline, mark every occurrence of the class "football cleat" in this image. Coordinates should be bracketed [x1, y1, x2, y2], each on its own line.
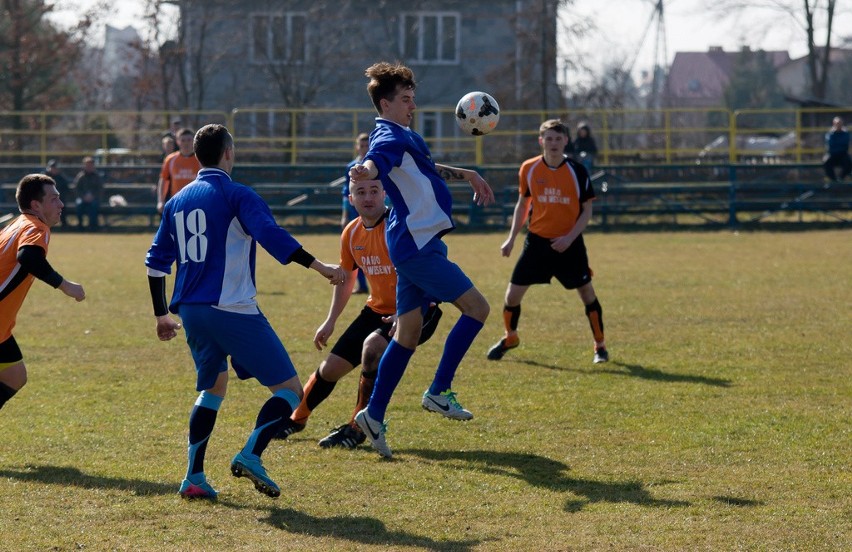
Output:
[421, 390, 473, 420]
[318, 423, 366, 449]
[486, 333, 519, 361]
[593, 348, 609, 364]
[230, 452, 280, 498]
[354, 409, 392, 458]
[179, 477, 218, 499]
[273, 419, 305, 440]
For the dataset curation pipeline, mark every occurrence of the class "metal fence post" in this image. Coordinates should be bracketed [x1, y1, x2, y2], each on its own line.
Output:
[728, 164, 738, 227]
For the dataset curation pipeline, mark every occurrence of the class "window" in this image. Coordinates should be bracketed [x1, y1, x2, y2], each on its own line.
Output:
[401, 12, 460, 64]
[251, 12, 307, 63]
[418, 111, 442, 155]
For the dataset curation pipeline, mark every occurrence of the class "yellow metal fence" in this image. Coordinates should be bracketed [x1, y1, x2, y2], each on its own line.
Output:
[0, 107, 848, 167]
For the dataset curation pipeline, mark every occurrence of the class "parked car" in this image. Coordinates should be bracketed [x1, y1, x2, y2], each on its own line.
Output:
[697, 132, 797, 164]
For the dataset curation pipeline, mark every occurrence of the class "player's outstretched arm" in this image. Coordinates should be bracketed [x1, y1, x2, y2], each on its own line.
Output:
[58, 279, 86, 302]
[310, 259, 346, 286]
[435, 163, 495, 206]
[349, 160, 378, 181]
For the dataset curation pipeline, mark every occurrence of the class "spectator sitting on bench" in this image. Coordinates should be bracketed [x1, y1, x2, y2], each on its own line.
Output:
[822, 117, 852, 182]
[72, 156, 104, 231]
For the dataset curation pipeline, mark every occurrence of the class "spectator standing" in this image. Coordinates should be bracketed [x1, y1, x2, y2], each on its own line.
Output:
[572, 122, 598, 173]
[160, 135, 176, 162]
[44, 160, 70, 227]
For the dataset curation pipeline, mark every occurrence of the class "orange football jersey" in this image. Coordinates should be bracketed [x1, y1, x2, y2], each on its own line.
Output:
[340, 213, 396, 315]
[518, 156, 595, 238]
[160, 151, 202, 202]
[0, 215, 51, 341]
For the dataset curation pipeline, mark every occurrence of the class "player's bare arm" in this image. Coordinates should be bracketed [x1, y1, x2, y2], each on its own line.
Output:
[550, 199, 593, 253]
[58, 279, 86, 301]
[311, 259, 346, 285]
[435, 163, 495, 206]
[314, 269, 358, 350]
[155, 314, 182, 341]
[501, 195, 531, 257]
[155, 177, 167, 213]
[349, 160, 378, 181]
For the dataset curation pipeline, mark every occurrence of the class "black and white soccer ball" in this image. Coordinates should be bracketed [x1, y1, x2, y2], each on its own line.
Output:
[455, 91, 500, 136]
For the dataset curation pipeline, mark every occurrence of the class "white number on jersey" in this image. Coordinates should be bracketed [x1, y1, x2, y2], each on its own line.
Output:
[174, 208, 208, 263]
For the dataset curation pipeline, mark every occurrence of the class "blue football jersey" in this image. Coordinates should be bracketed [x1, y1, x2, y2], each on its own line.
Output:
[365, 118, 455, 264]
[145, 167, 302, 314]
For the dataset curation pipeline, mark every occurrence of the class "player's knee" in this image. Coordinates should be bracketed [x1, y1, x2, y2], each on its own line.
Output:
[318, 356, 352, 382]
[361, 335, 388, 371]
[463, 292, 490, 322]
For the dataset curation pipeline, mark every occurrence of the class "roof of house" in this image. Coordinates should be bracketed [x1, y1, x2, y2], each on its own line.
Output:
[666, 47, 791, 101]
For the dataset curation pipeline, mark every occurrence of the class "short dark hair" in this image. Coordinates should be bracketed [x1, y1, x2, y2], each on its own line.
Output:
[16, 174, 56, 212]
[193, 124, 233, 167]
[539, 119, 570, 138]
[365, 62, 416, 114]
[176, 127, 194, 138]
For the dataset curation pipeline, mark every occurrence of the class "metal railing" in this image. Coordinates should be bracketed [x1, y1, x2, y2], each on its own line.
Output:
[1, 106, 849, 167]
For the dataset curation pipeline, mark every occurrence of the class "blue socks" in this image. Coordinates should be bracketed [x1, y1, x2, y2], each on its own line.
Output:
[429, 314, 484, 395]
[242, 388, 299, 458]
[367, 339, 414, 422]
[186, 391, 223, 481]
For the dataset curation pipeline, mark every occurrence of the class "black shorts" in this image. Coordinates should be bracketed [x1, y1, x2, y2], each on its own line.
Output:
[330, 306, 392, 367]
[0, 335, 23, 366]
[329, 304, 445, 367]
[373, 303, 443, 344]
[511, 232, 592, 289]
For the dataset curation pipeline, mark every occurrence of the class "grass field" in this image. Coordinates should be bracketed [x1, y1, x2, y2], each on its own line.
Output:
[0, 229, 850, 551]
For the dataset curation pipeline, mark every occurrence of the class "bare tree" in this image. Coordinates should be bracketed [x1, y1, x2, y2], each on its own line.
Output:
[0, 0, 94, 149]
[708, 0, 839, 100]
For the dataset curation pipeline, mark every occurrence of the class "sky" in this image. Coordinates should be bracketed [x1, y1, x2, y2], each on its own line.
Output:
[51, 0, 851, 83]
[564, 0, 852, 83]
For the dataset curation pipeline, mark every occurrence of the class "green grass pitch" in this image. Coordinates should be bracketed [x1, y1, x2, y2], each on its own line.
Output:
[0, 230, 849, 551]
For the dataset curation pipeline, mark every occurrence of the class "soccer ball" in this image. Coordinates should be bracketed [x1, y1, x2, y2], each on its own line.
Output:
[455, 91, 500, 136]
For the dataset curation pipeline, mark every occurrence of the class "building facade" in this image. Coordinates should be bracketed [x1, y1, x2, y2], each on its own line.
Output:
[176, 0, 561, 148]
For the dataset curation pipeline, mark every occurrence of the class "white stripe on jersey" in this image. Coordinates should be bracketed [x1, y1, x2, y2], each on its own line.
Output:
[217, 216, 259, 314]
[389, 152, 454, 250]
[0, 264, 22, 295]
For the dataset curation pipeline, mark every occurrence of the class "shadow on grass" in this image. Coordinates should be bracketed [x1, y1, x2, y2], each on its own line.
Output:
[0, 464, 174, 495]
[252, 507, 483, 552]
[712, 495, 764, 507]
[516, 358, 732, 387]
[404, 449, 689, 513]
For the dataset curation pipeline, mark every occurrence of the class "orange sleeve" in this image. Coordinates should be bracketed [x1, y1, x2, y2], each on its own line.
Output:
[160, 152, 174, 181]
[17, 220, 49, 251]
[339, 220, 358, 271]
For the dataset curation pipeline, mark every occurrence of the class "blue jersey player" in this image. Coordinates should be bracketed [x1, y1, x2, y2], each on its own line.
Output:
[145, 124, 345, 499]
[350, 62, 495, 458]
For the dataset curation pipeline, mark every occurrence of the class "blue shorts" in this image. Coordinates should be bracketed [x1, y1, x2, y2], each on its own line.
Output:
[394, 238, 473, 315]
[178, 304, 297, 391]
